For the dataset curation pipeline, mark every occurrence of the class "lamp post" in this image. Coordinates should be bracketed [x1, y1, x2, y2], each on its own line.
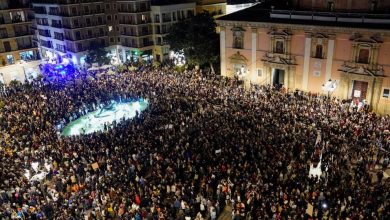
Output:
[321, 79, 337, 117]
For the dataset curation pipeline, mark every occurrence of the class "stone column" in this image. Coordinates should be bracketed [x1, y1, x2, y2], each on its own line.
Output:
[325, 38, 335, 81]
[302, 35, 312, 90]
[251, 28, 257, 84]
[220, 26, 226, 77]
[371, 77, 383, 111]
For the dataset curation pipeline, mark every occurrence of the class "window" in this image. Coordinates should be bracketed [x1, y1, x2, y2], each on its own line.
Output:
[142, 14, 146, 22]
[107, 15, 112, 21]
[6, 54, 14, 64]
[327, 2, 335, 11]
[315, 44, 323, 58]
[0, 28, 8, 38]
[54, 32, 63, 40]
[84, 6, 89, 14]
[233, 31, 243, 49]
[371, 1, 378, 11]
[172, 12, 176, 21]
[275, 41, 284, 54]
[77, 43, 82, 51]
[257, 69, 262, 77]
[155, 14, 160, 22]
[3, 41, 11, 52]
[383, 89, 389, 98]
[73, 19, 79, 27]
[110, 37, 114, 42]
[72, 7, 77, 15]
[86, 18, 91, 26]
[75, 31, 81, 40]
[106, 4, 110, 9]
[358, 48, 370, 64]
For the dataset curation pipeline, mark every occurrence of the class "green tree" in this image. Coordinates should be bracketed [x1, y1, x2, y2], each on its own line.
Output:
[166, 12, 219, 74]
[85, 44, 111, 66]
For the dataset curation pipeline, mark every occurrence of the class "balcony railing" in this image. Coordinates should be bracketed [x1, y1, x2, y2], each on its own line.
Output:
[18, 44, 35, 50]
[162, 17, 171, 23]
[33, 7, 47, 15]
[12, 18, 29, 23]
[16, 31, 34, 37]
[32, 0, 103, 4]
[65, 32, 108, 41]
[37, 22, 49, 26]
[139, 42, 153, 48]
[62, 21, 106, 29]
[121, 31, 152, 37]
[56, 47, 66, 53]
[118, 7, 150, 13]
[0, 3, 30, 10]
[51, 23, 63, 28]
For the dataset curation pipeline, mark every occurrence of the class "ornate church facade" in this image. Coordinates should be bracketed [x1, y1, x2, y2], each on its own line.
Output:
[217, 0, 390, 114]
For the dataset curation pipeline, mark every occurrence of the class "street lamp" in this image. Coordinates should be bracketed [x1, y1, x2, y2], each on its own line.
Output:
[322, 79, 337, 117]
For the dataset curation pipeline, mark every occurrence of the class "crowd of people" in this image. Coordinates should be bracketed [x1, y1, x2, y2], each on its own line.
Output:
[0, 64, 389, 219]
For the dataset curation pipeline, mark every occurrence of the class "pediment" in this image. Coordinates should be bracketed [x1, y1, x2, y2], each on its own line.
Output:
[339, 64, 384, 77]
[229, 51, 248, 64]
[231, 26, 245, 32]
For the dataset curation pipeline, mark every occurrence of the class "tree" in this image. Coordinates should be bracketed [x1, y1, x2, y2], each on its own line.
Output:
[166, 12, 219, 74]
[85, 44, 111, 66]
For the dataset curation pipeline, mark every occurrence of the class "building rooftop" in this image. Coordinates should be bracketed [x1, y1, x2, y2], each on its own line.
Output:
[151, 0, 195, 6]
[217, 1, 390, 30]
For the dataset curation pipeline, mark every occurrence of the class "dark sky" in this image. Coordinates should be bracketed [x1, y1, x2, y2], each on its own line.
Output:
[227, 0, 257, 4]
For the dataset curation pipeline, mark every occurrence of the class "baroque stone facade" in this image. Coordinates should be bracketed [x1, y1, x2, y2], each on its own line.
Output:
[217, 2, 390, 114]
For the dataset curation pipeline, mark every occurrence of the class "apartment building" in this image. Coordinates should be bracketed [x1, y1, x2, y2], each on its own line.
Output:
[151, 1, 196, 62]
[217, 0, 390, 114]
[118, 0, 153, 62]
[195, 0, 226, 17]
[32, 0, 120, 65]
[0, 0, 38, 67]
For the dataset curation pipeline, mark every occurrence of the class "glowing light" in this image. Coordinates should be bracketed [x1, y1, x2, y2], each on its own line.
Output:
[61, 100, 149, 136]
[322, 203, 328, 209]
[32, 162, 39, 172]
[170, 50, 186, 67]
[54, 64, 63, 70]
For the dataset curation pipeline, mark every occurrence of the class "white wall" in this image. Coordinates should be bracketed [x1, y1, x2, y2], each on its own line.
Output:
[0, 61, 41, 84]
[226, 3, 256, 14]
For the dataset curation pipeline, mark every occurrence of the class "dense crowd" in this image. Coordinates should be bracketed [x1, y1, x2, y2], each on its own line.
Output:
[0, 65, 389, 219]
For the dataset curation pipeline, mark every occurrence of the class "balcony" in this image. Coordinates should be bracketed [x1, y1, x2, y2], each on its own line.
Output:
[18, 44, 35, 50]
[0, 31, 34, 39]
[139, 41, 154, 48]
[0, 2, 30, 10]
[162, 17, 171, 23]
[32, 0, 103, 4]
[33, 7, 47, 15]
[51, 23, 63, 28]
[121, 30, 152, 37]
[56, 47, 67, 53]
[54, 35, 64, 41]
[118, 7, 150, 13]
[63, 21, 106, 29]
[37, 22, 49, 26]
[15, 31, 34, 37]
[65, 32, 108, 41]
[12, 18, 30, 24]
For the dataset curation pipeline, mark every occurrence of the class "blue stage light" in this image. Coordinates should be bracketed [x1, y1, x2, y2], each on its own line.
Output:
[55, 64, 63, 70]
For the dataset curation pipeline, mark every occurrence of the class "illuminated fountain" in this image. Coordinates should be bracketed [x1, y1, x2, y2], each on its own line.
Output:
[61, 99, 149, 136]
